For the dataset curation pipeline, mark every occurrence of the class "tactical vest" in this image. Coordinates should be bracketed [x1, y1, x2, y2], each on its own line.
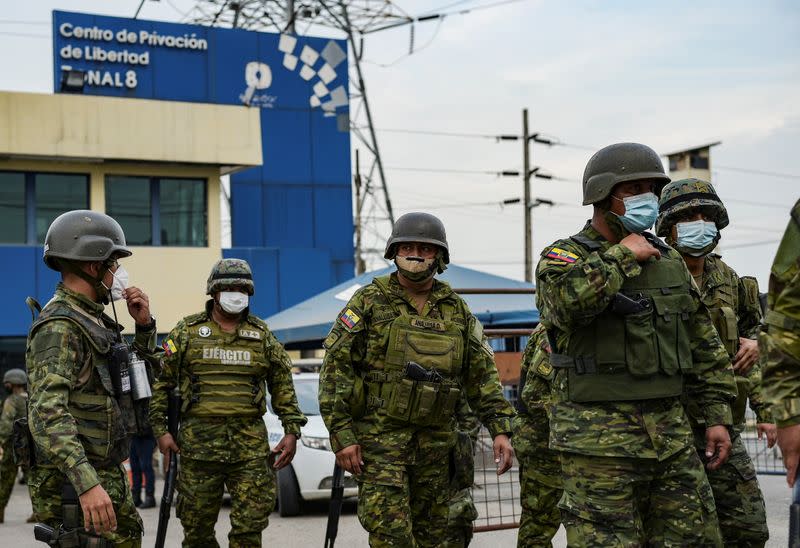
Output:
[362, 276, 465, 427]
[702, 256, 740, 358]
[29, 300, 130, 467]
[551, 234, 696, 403]
[180, 315, 269, 418]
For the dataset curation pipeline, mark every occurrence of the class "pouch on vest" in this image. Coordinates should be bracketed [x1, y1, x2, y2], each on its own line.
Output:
[710, 306, 738, 356]
[624, 307, 659, 377]
[410, 381, 439, 426]
[12, 416, 36, 468]
[652, 293, 695, 375]
[385, 378, 415, 422]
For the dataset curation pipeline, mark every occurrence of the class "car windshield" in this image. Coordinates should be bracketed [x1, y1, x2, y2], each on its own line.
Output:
[268, 377, 320, 416]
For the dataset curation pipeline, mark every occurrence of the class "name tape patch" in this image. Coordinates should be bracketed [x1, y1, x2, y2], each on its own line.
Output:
[410, 318, 446, 332]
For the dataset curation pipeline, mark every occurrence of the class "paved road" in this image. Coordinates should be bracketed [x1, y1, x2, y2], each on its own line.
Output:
[0, 473, 792, 546]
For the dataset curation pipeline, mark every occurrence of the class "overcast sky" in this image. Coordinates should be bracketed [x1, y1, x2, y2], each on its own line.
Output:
[1, 0, 798, 289]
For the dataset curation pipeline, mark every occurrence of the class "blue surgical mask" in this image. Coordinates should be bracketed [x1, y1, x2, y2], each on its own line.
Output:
[615, 192, 659, 234]
[676, 220, 718, 256]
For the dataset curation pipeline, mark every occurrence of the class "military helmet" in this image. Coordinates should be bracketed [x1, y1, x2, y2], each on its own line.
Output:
[43, 210, 131, 271]
[384, 212, 450, 263]
[207, 258, 255, 296]
[582, 143, 670, 205]
[3, 368, 27, 386]
[655, 178, 729, 237]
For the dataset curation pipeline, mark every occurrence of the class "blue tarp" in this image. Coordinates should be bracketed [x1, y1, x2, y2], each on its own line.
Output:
[264, 264, 538, 345]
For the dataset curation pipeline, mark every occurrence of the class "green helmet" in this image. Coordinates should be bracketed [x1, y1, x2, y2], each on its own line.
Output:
[656, 178, 729, 238]
[384, 212, 450, 263]
[582, 143, 670, 205]
[3, 368, 27, 386]
[43, 210, 131, 271]
[207, 258, 255, 296]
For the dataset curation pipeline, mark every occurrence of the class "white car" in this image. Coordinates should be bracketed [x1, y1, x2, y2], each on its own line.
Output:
[264, 371, 358, 516]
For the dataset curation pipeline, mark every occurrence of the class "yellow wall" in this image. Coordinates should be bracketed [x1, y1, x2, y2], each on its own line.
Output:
[1, 158, 224, 334]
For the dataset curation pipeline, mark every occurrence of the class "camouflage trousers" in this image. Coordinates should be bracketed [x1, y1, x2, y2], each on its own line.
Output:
[443, 487, 478, 547]
[692, 429, 769, 547]
[0, 449, 17, 511]
[517, 453, 562, 547]
[559, 445, 722, 547]
[176, 456, 276, 548]
[357, 453, 452, 547]
[27, 463, 143, 547]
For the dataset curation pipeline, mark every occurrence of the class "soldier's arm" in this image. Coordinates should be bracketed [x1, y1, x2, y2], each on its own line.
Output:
[131, 319, 164, 379]
[535, 242, 641, 332]
[0, 397, 16, 445]
[265, 332, 307, 435]
[319, 297, 368, 453]
[148, 323, 185, 439]
[684, 295, 738, 427]
[746, 364, 773, 424]
[737, 275, 762, 339]
[27, 320, 101, 495]
[461, 314, 515, 438]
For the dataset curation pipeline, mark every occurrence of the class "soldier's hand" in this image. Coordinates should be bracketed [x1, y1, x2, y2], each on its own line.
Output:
[493, 434, 514, 475]
[272, 434, 298, 470]
[157, 433, 180, 456]
[620, 233, 661, 262]
[778, 424, 800, 486]
[704, 425, 731, 470]
[335, 444, 363, 475]
[757, 423, 778, 448]
[123, 286, 151, 326]
[732, 337, 758, 374]
[79, 484, 117, 534]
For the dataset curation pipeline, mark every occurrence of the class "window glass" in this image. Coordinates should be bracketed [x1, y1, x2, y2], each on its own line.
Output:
[35, 173, 89, 243]
[106, 176, 152, 245]
[160, 178, 206, 246]
[0, 172, 26, 244]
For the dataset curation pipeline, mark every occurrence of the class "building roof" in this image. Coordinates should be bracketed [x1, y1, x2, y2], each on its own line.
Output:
[663, 141, 722, 158]
[264, 264, 538, 345]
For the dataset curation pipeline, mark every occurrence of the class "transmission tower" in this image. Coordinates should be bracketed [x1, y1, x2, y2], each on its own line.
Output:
[188, 1, 422, 271]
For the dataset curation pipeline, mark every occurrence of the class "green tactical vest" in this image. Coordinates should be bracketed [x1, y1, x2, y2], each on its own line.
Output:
[180, 315, 269, 418]
[362, 276, 465, 427]
[29, 300, 130, 467]
[702, 256, 740, 358]
[551, 234, 696, 403]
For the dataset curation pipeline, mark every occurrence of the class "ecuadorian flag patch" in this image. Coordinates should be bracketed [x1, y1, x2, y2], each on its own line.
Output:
[162, 339, 178, 356]
[546, 247, 578, 263]
[340, 308, 361, 329]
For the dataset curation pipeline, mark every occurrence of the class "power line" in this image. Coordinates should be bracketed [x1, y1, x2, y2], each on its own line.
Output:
[0, 31, 47, 38]
[715, 165, 800, 180]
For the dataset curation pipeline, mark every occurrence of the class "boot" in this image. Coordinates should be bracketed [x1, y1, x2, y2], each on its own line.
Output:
[131, 490, 142, 508]
[141, 494, 156, 509]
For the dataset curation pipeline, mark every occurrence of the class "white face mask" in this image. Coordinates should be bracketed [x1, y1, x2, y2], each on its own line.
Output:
[219, 291, 249, 314]
[109, 266, 129, 302]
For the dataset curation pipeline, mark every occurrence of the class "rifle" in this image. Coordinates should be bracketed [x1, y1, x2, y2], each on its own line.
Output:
[34, 483, 113, 547]
[791, 481, 800, 548]
[155, 387, 181, 548]
[324, 464, 345, 548]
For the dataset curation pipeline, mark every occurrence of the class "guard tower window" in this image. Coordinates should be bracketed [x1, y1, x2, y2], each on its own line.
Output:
[690, 153, 709, 169]
[0, 170, 89, 244]
[105, 175, 207, 247]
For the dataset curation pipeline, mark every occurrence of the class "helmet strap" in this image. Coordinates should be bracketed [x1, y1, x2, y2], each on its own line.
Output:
[58, 258, 114, 304]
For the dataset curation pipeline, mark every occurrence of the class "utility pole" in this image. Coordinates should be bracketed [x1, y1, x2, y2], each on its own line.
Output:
[523, 108, 533, 282]
[354, 150, 367, 275]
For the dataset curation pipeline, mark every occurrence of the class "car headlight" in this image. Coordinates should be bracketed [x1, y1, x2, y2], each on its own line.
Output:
[301, 436, 332, 451]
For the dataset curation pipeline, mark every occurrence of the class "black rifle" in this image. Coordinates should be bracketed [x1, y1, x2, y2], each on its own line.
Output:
[324, 464, 345, 548]
[155, 387, 181, 548]
[34, 483, 113, 547]
[791, 481, 800, 548]
[404, 361, 444, 383]
[610, 292, 650, 316]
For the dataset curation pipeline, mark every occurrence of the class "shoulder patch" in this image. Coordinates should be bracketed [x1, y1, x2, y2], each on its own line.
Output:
[545, 247, 579, 263]
[239, 329, 262, 340]
[162, 339, 178, 356]
[323, 330, 341, 350]
[339, 308, 362, 331]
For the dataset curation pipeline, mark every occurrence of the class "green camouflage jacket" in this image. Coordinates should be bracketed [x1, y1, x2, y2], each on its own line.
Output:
[761, 199, 800, 426]
[512, 324, 554, 458]
[319, 272, 515, 461]
[536, 225, 736, 460]
[150, 300, 306, 462]
[0, 392, 27, 450]
[26, 284, 159, 495]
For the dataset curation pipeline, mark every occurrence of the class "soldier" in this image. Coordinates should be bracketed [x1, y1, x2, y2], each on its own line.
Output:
[513, 324, 562, 547]
[26, 210, 160, 546]
[0, 369, 30, 523]
[319, 212, 515, 547]
[656, 178, 772, 546]
[760, 198, 800, 485]
[150, 258, 307, 548]
[535, 143, 737, 546]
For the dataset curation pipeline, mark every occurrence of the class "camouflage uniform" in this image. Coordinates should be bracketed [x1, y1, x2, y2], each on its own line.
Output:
[150, 299, 307, 548]
[0, 391, 27, 517]
[27, 284, 158, 546]
[513, 325, 562, 547]
[444, 397, 481, 547]
[761, 198, 800, 424]
[319, 272, 515, 547]
[536, 222, 737, 547]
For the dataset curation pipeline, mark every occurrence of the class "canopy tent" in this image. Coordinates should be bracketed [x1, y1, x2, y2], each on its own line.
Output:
[264, 264, 538, 346]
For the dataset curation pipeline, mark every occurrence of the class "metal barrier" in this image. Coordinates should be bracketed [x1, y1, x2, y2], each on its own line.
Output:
[743, 406, 785, 475]
[471, 426, 521, 531]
